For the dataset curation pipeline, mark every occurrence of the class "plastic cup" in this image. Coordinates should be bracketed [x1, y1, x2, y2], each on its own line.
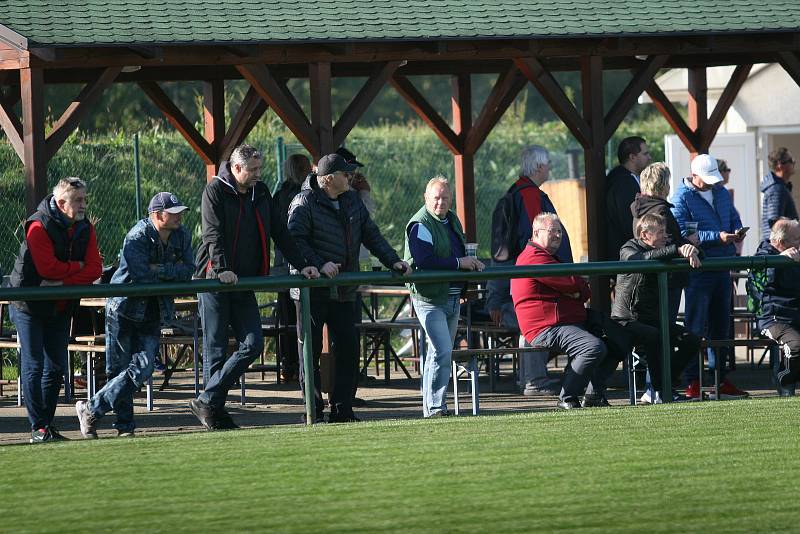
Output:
[685, 222, 698, 236]
[465, 243, 478, 257]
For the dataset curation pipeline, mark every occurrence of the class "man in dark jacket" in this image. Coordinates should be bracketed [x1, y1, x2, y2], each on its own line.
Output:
[511, 212, 630, 409]
[288, 153, 410, 423]
[754, 218, 800, 393]
[191, 144, 319, 431]
[76, 192, 195, 438]
[605, 136, 652, 260]
[761, 147, 798, 241]
[612, 213, 701, 403]
[9, 177, 103, 443]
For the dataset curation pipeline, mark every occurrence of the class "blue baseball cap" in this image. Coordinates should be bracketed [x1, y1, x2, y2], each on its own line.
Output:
[148, 192, 188, 214]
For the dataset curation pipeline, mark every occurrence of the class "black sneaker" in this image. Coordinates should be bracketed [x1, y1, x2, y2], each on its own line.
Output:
[214, 407, 240, 430]
[300, 413, 326, 424]
[30, 428, 51, 444]
[328, 410, 361, 423]
[116, 429, 136, 438]
[189, 399, 216, 431]
[581, 394, 611, 408]
[556, 398, 582, 410]
[46, 426, 69, 441]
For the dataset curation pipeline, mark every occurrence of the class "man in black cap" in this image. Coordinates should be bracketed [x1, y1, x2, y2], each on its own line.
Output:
[76, 192, 195, 438]
[192, 144, 319, 431]
[288, 153, 410, 422]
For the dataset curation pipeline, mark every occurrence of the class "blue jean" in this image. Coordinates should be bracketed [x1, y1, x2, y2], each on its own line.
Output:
[413, 295, 460, 417]
[11, 306, 71, 430]
[683, 270, 731, 382]
[88, 310, 160, 432]
[198, 290, 264, 408]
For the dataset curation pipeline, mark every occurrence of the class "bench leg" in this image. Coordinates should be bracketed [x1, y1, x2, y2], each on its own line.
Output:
[469, 356, 479, 415]
[452, 359, 460, 416]
[146, 375, 153, 411]
[241, 373, 246, 405]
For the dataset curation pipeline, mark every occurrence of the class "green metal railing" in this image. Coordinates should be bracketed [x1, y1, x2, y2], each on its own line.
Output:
[1, 255, 792, 423]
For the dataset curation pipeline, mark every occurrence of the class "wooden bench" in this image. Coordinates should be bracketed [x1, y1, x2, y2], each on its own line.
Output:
[699, 338, 777, 400]
[356, 320, 423, 383]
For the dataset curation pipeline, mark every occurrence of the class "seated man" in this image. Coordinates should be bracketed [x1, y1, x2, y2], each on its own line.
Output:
[511, 212, 629, 409]
[613, 213, 702, 403]
[754, 217, 800, 393]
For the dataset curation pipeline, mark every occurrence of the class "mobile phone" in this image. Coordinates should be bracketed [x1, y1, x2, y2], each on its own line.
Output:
[736, 226, 750, 236]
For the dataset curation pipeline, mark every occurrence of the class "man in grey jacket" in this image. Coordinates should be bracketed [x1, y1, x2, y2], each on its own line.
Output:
[288, 153, 410, 423]
[76, 192, 194, 438]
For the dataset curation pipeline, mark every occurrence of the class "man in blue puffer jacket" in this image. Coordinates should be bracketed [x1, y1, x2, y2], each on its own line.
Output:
[671, 154, 748, 399]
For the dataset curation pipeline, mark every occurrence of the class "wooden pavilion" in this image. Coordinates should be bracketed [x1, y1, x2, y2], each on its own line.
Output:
[2, 0, 800, 306]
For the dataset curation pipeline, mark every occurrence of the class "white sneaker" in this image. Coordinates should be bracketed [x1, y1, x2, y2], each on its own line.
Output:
[640, 390, 654, 404]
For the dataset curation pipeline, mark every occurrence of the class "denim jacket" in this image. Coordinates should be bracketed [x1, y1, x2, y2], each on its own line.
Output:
[107, 218, 195, 323]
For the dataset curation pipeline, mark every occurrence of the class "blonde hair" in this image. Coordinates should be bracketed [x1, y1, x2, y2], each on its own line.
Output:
[424, 175, 450, 196]
[639, 162, 671, 198]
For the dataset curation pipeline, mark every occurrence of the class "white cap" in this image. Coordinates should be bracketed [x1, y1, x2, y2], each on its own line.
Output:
[690, 154, 723, 185]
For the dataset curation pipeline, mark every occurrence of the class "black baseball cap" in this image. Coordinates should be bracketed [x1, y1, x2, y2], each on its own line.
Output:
[316, 154, 358, 176]
[148, 192, 188, 214]
[335, 147, 364, 167]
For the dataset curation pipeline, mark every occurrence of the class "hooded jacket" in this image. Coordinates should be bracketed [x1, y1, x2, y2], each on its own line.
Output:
[287, 173, 400, 301]
[194, 161, 308, 279]
[754, 238, 800, 329]
[760, 171, 798, 241]
[511, 241, 591, 343]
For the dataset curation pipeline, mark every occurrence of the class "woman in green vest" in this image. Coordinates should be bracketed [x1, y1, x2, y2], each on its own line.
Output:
[404, 177, 485, 417]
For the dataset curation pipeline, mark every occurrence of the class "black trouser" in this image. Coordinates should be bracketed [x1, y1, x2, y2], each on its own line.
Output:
[295, 297, 359, 417]
[633, 319, 698, 392]
[764, 323, 800, 386]
[276, 291, 298, 376]
[584, 309, 634, 396]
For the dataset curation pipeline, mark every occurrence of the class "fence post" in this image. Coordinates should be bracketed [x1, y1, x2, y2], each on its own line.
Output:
[658, 271, 672, 401]
[273, 136, 285, 195]
[133, 132, 142, 221]
[300, 286, 316, 424]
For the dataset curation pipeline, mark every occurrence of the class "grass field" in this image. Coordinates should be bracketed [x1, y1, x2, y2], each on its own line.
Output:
[2, 398, 799, 532]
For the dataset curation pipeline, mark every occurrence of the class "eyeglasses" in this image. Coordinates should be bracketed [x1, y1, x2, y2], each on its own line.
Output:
[720, 168, 731, 173]
[535, 227, 562, 236]
[781, 159, 796, 166]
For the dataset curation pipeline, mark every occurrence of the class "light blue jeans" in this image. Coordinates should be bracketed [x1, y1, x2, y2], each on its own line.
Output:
[413, 295, 460, 417]
[88, 310, 160, 432]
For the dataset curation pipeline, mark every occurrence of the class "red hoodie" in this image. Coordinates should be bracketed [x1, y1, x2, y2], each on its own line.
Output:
[511, 242, 591, 342]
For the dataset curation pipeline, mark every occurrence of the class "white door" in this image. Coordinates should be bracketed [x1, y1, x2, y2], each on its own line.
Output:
[665, 132, 758, 255]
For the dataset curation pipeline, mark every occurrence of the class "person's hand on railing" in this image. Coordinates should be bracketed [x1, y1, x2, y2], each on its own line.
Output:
[321, 262, 341, 278]
[458, 256, 485, 271]
[780, 246, 800, 262]
[300, 266, 320, 279]
[679, 244, 702, 268]
[392, 261, 412, 275]
[217, 271, 238, 284]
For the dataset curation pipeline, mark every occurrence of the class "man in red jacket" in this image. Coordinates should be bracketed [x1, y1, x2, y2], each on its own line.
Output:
[9, 177, 103, 442]
[511, 212, 629, 409]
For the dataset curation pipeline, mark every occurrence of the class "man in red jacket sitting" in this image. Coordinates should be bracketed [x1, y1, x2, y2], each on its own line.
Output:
[511, 212, 629, 409]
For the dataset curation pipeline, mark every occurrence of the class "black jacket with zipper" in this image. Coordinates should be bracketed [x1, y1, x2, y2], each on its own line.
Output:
[287, 173, 400, 301]
[194, 161, 309, 279]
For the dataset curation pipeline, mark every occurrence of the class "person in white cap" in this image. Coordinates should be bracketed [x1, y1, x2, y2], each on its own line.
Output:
[76, 192, 195, 438]
[670, 154, 749, 400]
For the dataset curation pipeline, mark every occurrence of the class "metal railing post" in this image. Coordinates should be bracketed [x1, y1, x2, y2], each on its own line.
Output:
[658, 271, 672, 401]
[300, 286, 316, 425]
[133, 132, 142, 221]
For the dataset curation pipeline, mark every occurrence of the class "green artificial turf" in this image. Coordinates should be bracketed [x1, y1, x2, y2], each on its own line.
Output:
[2, 399, 799, 533]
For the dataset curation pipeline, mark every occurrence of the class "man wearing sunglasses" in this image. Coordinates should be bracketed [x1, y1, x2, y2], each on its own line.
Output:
[761, 147, 798, 241]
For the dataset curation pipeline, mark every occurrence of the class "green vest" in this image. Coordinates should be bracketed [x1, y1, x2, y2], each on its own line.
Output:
[403, 206, 466, 305]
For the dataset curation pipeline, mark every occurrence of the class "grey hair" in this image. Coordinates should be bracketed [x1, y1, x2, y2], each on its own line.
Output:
[52, 177, 86, 200]
[640, 162, 671, 198]
[424, 175, 450, 195]
[230, 144, 262, 168]
[532, 212, 560, 231]
[520, 145, 550, 177]
[770, 217, 800, 244]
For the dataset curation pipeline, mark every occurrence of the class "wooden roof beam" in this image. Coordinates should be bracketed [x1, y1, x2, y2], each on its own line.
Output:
[219, 86, 268, 161]
[698, 64, 752, 151]
[332, 60, 403, 148]
[0, 93, 23, 161]
[389, 74, 462, 154]
[777, 51, 800, 89]
[645, 80, 699, 153]
[603, 54, 669, 143]
[514, 56, 591, 149]
[465, 64, 526, 154]
[128, 46, 163, 60]
[237, 63, 318, 155]
[138, 80, 214, 164]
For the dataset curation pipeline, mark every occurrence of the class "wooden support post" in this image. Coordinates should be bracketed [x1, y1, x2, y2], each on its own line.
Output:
[688, 67, 707, 157]
[452, 73, 476, 240]
[310, 62, 333, 158]
[581, 56, 610, 312]
[203, 80, 225, 182]
[21, 67, 46, 215]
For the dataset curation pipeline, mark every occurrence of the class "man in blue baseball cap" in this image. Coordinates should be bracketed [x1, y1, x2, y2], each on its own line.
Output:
[76, 192, 195, 438]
